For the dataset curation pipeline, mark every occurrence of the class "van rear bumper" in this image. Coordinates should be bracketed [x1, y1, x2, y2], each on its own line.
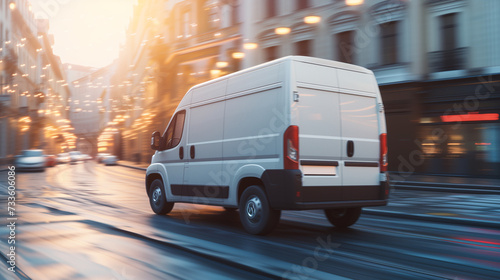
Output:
[261, 169, 389, 210]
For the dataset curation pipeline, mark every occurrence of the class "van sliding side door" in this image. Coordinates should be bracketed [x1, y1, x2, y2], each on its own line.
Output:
[183, 101, 227, 201]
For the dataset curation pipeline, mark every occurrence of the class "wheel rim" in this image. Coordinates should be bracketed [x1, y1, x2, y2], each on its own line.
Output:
[246, 195, 262, 223]
[152, 187, 162, 205]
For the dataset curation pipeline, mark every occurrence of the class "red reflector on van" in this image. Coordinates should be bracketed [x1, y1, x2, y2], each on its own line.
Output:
[284, 125, 299, 170]
[380, 133, 388, 172]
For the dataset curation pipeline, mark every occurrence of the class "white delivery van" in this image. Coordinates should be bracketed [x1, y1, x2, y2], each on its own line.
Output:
[147, 56, 389, 235]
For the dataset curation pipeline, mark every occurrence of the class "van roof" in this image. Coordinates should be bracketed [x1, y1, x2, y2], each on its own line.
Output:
[189, 56, 372, 92]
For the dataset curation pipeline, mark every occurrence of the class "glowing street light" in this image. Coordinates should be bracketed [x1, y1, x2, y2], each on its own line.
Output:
[216, 61, 229, 68]
[243, 43, 258, 50]
[275, 27, 291, 35]
[346, 0, 364, 5]
[232, 52, 245, 59]
[9, 2, 15, 10]
[304, 16, 321, 24]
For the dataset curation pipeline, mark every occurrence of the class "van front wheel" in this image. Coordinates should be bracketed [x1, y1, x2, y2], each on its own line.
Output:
[239, 186, 281, 235]
[149, 179, 174, 215]
[324, 207, 361, 228]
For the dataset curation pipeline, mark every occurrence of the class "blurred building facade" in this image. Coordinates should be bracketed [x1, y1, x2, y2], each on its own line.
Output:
[36, 19, 72, 155]
[108, 0, 164, 162]
[0, 0, 73, 162]
[107, 0, 243, 163]
[68, 64, 116, 157]
[240, 0, 500, 178]
[100, 0, 499, 177]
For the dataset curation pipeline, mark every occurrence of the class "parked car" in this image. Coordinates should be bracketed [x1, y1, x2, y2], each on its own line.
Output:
[96, 153, 110, 163]
[56, 153, 70, 164]
[45, 155, 57, 167]
[15, 150, 46, 171]
[102, 155, 117, 166]
[69, 151, 82, 164]
[146, 56, 389, 235]
[81, 154, 92, 161]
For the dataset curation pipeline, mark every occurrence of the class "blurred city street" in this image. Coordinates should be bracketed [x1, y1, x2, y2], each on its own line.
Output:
[1, 162, 499, 280]
[1, 0, 500, 279]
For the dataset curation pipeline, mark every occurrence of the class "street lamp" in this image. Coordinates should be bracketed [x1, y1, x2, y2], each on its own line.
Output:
[243, 43, 258, 50]
[9, 2, 16, 10]
[304, 16, 321, 24]
[216, 61, 228, 68]
[232, 52, 245, 59]
[275, 27, 291, 35]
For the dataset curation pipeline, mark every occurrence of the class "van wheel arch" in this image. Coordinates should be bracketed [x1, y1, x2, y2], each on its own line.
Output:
[237, 177, 265, 203]
[146, 173, 163, 197]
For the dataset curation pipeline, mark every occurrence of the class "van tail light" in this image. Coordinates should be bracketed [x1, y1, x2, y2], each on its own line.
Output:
[380, 133, 388, 172]
[284, 125, 299, 170]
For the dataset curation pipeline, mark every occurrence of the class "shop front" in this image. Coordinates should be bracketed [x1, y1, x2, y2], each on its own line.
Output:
[416, 74, 500, 178]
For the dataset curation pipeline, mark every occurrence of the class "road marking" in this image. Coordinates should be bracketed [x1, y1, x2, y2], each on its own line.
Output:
[426, 212, 458, 216]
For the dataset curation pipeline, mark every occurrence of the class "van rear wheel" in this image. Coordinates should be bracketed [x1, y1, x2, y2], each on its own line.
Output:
[149, 179, 174, 215]
[324, 207, 361, 228]
[239, 186, 281, 235]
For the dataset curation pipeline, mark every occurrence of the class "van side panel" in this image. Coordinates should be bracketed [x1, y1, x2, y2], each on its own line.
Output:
[223, 63, 286, 205]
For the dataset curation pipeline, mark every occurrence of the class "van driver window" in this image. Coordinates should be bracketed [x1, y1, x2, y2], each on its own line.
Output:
[163, 110, 186, 149]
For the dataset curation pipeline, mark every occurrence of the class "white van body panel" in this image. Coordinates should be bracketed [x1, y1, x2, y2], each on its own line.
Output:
[148, 56, 388, 211]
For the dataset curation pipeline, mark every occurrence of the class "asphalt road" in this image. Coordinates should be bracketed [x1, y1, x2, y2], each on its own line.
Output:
[1, 162, 499, 280]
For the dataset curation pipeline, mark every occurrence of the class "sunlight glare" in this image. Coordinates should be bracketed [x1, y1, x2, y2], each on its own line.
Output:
[32, 0, 135, 68]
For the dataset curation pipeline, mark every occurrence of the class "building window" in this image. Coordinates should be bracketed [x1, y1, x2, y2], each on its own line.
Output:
[264, 46, 278, 61]
[206, 4, 220, 30]
[297, 0, 310, 10]
[182, 10, 191, 37]
[266, 0, 277, 18]
[336, 31, 354, 63]
[380, 21, 398, 65]
[441, 13, 457, 50]
[295, 40, 311, 56]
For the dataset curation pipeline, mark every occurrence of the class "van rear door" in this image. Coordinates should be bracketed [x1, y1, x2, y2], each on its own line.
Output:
[294, 62, 342, 195]
[337, 69, 380, 191]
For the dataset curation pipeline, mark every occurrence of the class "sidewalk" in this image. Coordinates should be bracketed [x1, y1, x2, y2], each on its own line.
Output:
[117, 161, 500, 228]
[389, 172, 500, 194]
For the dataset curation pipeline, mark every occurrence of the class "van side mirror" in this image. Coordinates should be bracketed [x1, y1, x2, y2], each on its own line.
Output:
[151, 131, 162, 150]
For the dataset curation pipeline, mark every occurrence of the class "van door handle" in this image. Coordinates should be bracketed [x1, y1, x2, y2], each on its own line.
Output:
[347, 140, 354, 157]
[190, 145, 195, 159]
[179, 146, 184, 160]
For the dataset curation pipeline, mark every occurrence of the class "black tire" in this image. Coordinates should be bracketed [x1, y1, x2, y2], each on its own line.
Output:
[324, 207, 362, 228]
[239, 186, 281, 235]
[148, 179, 174, 215]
